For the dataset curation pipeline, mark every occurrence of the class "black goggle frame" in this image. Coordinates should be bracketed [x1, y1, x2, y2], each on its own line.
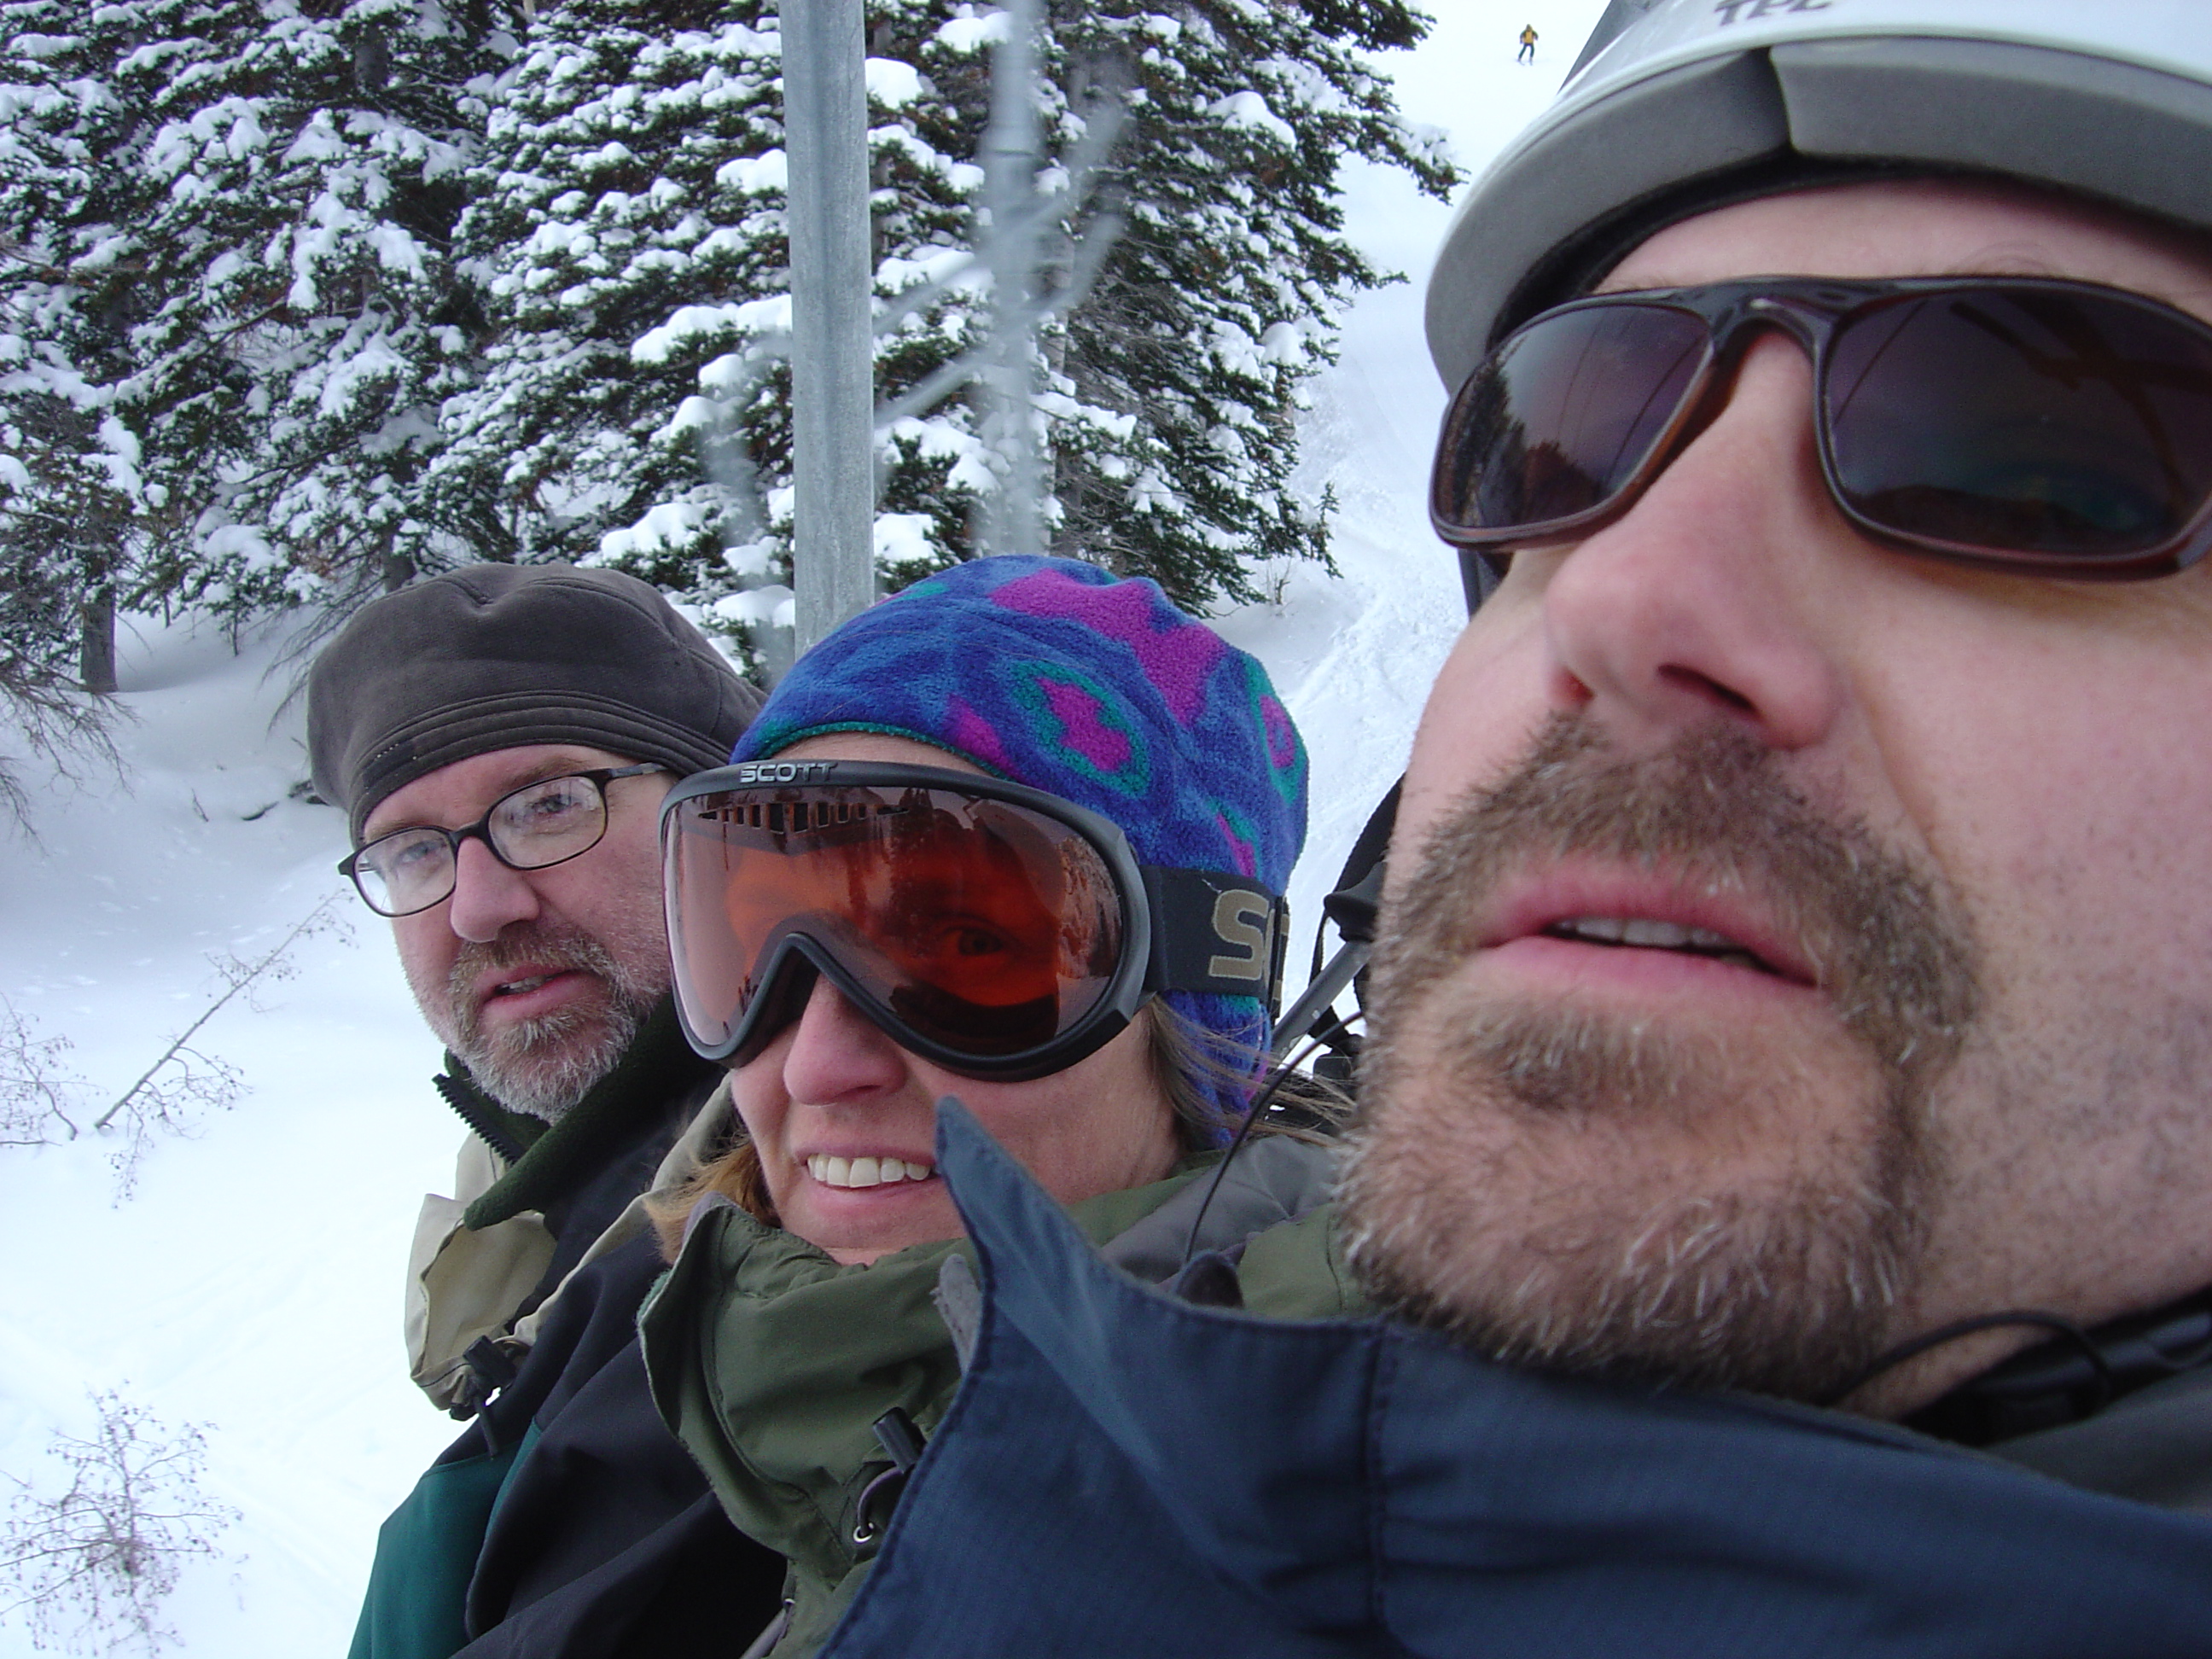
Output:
[660, 760, 1287, 1082]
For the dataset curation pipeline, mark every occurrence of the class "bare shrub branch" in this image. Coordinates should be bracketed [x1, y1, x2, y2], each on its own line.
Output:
[0, 674, 126, 843]
[95, 891, 349, 1194]
[0, 1000, 84, 1147]
[0, 1393, 237, 1655]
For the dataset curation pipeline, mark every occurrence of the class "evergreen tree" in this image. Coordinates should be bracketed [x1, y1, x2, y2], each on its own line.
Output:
[1, 0, 1452, 684]
[113, 0, 513, 624]
[428, 2, 788, 598]
[1012, 0, 1457, 605]
[438, 0, 1452, 668]
[0, 2, 157, 694]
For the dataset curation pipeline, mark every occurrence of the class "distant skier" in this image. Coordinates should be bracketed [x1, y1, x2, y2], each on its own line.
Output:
[1518, 23, 1538, 62]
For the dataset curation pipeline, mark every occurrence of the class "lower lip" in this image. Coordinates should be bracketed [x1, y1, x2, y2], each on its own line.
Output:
[807, 1171, 941, 1201]
[480, 969, 591, 1023]
[1479, 934, 1812, 1003]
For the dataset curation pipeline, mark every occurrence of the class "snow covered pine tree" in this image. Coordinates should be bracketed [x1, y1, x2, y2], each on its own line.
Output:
[49, 0, 515, 637]
[428, 5, 790, 623]
[433, 0, 1454, 670]
[0, 2, 160, 696]
[3, 2, 1450, 678]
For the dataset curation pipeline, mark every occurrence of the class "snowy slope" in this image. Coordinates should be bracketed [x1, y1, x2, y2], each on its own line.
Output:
[0, 618, 473, 1656]
[0, 6, 1604, 1652]
[1218, 0, 1610, 963]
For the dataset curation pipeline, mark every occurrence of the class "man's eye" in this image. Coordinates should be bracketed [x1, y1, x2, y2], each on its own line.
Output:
[502, 778, 595, 830]
[374, 835, 445, 878]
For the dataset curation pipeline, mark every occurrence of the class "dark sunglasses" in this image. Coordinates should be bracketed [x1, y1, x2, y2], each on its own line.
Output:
[661, 760, 1285, 1081]
[1430, 276, 2212, 583]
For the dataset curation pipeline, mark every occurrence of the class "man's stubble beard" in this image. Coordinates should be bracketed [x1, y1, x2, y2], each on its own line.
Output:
[1340, 717, 1981, 1403]
[412, 917, 669, 1122]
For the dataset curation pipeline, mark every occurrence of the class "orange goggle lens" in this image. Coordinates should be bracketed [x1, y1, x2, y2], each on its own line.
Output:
[667, 782, 1126, 1064]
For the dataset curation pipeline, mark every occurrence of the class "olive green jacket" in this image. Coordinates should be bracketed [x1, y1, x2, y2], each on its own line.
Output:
[638, 1136, 1359, 1659]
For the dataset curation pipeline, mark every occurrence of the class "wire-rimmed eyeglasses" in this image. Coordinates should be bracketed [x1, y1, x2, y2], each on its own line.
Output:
[339, 765, 667, 917]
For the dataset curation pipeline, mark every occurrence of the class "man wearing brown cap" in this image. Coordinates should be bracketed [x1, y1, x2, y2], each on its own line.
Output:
[315, 564, 783, 1659]
[311, 562, 762, 1413]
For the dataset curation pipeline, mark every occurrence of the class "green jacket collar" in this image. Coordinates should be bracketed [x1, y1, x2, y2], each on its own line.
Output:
[638, 1164, 1219, 1625]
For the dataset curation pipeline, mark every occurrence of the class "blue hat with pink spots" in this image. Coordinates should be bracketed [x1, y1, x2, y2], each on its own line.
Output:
[733, 556, 1308, 1118]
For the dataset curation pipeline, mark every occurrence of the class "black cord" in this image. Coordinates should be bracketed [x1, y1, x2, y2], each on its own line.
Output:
[1821, 1309, 2115, 1410]
[1179, 1021, 1359, 1272]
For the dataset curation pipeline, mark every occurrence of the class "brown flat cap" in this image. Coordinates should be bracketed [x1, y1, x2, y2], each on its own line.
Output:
[308, 564, 763, 842]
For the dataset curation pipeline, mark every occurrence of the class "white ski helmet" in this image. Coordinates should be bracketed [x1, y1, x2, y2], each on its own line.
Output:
[1427, 0, 2212, 394]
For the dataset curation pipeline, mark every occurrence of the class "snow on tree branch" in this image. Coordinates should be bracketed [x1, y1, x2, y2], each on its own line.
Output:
[0, 0, 1456, 671]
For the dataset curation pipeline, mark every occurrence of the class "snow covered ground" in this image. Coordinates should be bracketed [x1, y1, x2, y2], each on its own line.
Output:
[0, 5, 1604, 1652]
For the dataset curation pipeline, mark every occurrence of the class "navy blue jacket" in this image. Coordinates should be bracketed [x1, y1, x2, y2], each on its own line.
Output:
[821, 1102, 2212, 1658]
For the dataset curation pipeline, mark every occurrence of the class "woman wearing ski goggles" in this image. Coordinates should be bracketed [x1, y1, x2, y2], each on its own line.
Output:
[649, 555, 1313, 1266]
[639, 558, 1330, 1659]
[1431, 275, 2212, 585]
[659, 742, 1294, 1264]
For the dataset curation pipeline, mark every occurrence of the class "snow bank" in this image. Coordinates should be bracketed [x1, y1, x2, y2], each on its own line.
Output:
[0, 618, 462, 1656]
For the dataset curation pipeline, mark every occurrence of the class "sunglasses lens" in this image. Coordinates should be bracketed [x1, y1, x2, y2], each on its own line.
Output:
[1435, 303, 1708, 539]
[1828, 290, 2212, 560]
[667, 785, 1124, 1062]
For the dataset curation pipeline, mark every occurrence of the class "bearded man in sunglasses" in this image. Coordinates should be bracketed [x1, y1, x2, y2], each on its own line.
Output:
[792, 9, 2212, 1656]
[1359, 2, 2212, 1463]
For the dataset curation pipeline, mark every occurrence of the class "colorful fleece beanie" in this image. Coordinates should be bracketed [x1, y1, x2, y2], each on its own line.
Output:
[734, 555, 1308, 1127]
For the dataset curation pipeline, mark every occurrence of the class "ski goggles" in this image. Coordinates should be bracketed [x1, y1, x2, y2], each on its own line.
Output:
[1431, 276, 2212, 581]
[661, 760, 1287, 1080]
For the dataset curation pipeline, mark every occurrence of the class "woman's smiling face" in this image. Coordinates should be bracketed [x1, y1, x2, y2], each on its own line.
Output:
[727, 733, 1181, 1264]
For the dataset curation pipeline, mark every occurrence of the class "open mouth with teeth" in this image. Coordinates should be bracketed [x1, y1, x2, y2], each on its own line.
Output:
[1540, 916, 1776, 975]
[806, 1154, 937, 1190]
[493, 973, 561, 997]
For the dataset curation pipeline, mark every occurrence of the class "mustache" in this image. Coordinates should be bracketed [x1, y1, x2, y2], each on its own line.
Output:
[1370, 713, 1980, 1088]
[446, 924, 627, 1045]
[1342, 714, 1983, 1398]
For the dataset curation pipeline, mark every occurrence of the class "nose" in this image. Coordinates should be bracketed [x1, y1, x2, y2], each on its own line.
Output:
[1535, 332, 1848, 755]
[780, 975, 912, 1104]
[445, 834, 543, 943]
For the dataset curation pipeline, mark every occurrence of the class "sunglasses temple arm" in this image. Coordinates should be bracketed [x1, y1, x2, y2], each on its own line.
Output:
[1458, 548, 1505, 613]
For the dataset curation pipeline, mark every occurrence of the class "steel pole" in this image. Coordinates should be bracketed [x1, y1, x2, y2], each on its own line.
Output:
[980, 0, 1045, 561]
[783, 0, 876, 655]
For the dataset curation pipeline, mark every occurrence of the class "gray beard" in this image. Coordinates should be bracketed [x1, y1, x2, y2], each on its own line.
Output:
[1340, 717, 1980, 1404]
[439, 925, 661, 1122]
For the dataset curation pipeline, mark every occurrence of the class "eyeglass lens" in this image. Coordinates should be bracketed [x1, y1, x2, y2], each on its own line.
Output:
[1437, 285, 2212, 565]
[352, 774, 611, 917]
[1437, 303, 1707, 533]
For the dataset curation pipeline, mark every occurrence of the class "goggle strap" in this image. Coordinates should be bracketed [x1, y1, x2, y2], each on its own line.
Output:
[1139, 867, 1288, 1016]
